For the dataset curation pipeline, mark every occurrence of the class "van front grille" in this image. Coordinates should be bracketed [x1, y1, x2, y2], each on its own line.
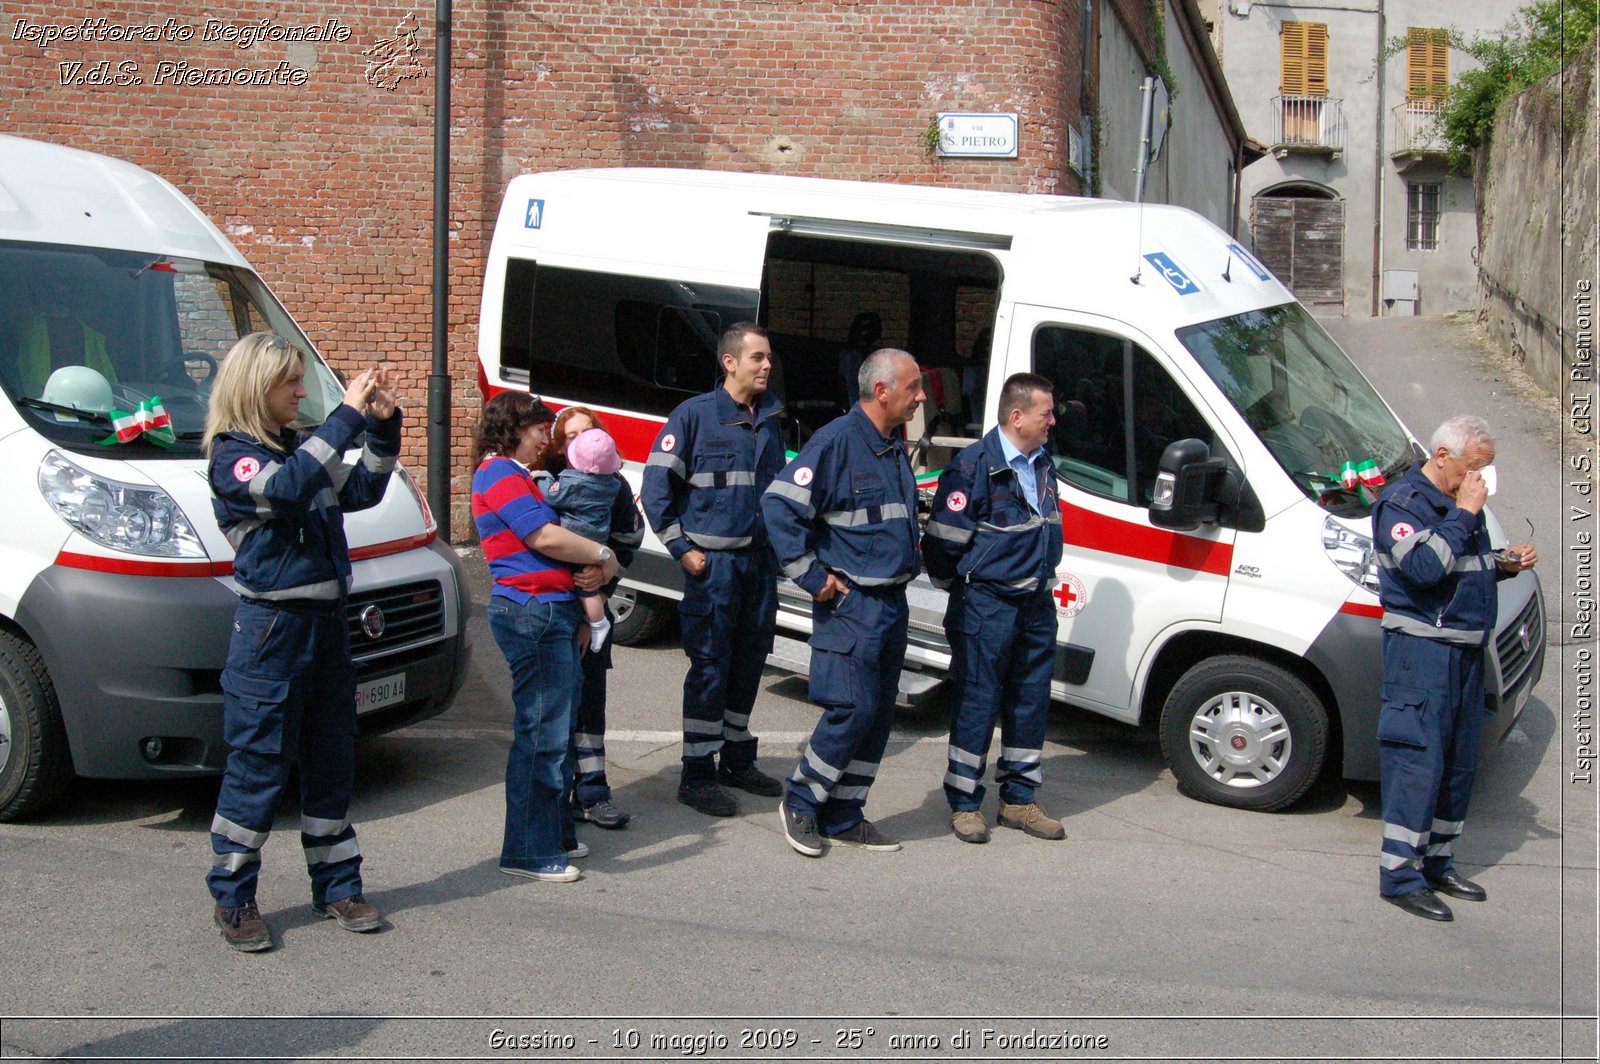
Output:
[348, 580, 445, 659]
[1494, 593, 1543, 697]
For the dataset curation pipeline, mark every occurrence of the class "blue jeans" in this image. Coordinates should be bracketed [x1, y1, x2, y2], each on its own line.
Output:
[489, 594, 581, 871]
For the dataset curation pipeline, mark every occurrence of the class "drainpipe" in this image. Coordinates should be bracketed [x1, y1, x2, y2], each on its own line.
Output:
[1370, 0, 1387, 317]
[427, 0, 453, 539]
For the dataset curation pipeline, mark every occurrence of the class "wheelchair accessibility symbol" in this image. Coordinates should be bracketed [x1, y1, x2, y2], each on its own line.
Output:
[1143, 252, 1199, 296]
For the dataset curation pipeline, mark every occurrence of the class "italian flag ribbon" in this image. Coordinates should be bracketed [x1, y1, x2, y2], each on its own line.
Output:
[97, 397, 175, 448]
[1339, 458, 1385, 503]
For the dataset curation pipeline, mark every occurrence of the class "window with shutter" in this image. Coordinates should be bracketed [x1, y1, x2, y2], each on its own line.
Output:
[1406, 28, 1449, 108]
[1280, 23, 1328, 97]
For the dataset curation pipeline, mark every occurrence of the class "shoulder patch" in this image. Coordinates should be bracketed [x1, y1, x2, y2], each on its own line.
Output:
[660, 433, 677, 453]
[946, 490, 968, 513]
[1390, 521, 1415, 540]
[794, 466, 814, 487]
[232, 456, 261, 482]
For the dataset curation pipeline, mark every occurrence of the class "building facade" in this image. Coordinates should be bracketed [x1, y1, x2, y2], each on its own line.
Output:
[1214, 0, 1508, 317]
[3, 1, 1245, 524]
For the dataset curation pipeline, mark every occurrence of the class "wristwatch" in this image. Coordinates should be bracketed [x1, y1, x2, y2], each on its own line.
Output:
[597, 546, 613, 565]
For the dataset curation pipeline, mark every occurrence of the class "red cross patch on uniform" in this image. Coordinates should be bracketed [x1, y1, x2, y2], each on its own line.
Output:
[1390, 521, 1415, 540]
[660, 433, 676, 453]
[794, 466, 814, 486]
[232, 456, 261, 482]
[947, 490, 967, 513]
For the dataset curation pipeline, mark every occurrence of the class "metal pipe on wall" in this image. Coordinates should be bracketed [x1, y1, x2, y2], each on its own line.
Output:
[427, 0, 453, 540]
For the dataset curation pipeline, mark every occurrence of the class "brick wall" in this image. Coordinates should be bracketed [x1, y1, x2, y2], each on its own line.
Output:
[2, 1, 1084, 533]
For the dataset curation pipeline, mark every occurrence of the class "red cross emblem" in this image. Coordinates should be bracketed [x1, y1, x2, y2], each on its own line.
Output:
[1052, 573, 1086, 617]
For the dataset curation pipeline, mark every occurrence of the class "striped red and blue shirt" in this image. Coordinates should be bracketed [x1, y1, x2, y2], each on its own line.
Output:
[471, 455, 576, 603]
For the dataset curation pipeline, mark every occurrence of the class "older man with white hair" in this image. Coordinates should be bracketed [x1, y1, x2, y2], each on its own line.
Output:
[1372, 414, 1537, 921]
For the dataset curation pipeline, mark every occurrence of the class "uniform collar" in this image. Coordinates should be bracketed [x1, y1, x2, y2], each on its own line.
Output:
[847, 405, 905, 457]
[1403, 460, 1453, 512]
[715, 382, 783, 425]
[993, 426, 1046, 468]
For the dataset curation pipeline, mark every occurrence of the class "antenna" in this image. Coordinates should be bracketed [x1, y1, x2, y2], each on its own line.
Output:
[1222, 254, 1233, 283]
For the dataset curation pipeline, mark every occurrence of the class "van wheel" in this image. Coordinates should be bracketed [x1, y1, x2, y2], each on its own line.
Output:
[1159, 655, 1327, 812]
[0, 631, 74, 822]
[609, 587, 673, 646]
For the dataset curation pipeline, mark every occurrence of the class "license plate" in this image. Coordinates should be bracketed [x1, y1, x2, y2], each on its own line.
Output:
[355, 672, 406, 713]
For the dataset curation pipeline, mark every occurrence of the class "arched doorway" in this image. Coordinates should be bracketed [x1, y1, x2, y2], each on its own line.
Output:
[1251, 183, 1345, 313]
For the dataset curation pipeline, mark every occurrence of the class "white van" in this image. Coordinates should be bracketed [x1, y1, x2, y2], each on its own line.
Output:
[477, 168, 1545, 811]
[0, 135, 470, 820]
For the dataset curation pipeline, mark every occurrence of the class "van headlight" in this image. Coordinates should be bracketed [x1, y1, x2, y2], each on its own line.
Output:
[1322, 515, 1379, 594]
[38, 450, 207, 558]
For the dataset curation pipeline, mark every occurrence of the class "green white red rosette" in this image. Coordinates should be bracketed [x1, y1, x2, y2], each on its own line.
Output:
[97, 397, 175, 448]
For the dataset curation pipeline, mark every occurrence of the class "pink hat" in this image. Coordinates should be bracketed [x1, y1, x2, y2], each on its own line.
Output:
[567, 427, 622, 475]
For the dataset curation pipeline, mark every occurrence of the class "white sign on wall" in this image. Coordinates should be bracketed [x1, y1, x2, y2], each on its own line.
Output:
[936, 113, 1019, 158]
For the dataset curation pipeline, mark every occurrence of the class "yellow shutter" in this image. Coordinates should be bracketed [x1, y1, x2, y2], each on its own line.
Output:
[1281, 23, 1328, 97]
[1407, 27, 1449, 107]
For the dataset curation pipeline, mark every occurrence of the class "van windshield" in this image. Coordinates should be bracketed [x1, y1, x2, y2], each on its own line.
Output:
[1176, 303, 1421, 517]
[0, 239, 344, 458]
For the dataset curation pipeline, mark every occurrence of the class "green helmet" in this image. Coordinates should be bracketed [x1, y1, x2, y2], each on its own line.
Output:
[41, 365, 114, 414]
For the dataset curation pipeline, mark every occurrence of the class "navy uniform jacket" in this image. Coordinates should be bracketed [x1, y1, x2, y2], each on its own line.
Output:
[210, 405, 399, 601]
[534, 458, 645, 593]
[923, 427, 1063, 595]
[642, 385, 786, 558]
[761, 406, 920, 596]
[1372, 461, 1507, 647]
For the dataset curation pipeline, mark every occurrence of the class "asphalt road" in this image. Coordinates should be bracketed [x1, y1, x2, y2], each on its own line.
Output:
[0, 313, 1593, 1062]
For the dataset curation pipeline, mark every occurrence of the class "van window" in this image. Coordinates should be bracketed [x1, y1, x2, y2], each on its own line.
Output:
[1176, 303, 1416, 516]
[761, 233, 1000, 453]
[0, 239, 341, 457]
[501, 260, 758, 417]
[1033, 325, 1213, 506]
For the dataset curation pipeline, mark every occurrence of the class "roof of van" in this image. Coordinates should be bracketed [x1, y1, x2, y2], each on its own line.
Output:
[495, 167, 1298, 332]
[0, 134, 246, 266]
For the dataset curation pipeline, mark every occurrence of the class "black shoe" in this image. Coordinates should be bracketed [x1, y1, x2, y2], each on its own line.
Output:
[1426, 871, 1487, 901]
[779, 801, 823, 857]
[677, 779, 737, 817]
[1382, 888, 1454, 922]
[575, 798, 631, 829]
[717, 762, 783, 797]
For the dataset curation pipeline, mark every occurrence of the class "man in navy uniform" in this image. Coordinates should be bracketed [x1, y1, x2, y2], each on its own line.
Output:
[643, 323, 787, 816]
[924, 372, 1067, 844]
[762, 348, 925, 856]
[1373, 414, 1537, 920]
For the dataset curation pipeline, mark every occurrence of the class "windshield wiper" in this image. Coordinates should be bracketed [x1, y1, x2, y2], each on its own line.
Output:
[16, 396, 114, 426]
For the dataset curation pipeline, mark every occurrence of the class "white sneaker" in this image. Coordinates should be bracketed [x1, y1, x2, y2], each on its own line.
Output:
[568, 842, 589, 859]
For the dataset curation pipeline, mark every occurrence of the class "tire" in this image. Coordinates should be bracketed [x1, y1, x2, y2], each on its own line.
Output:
[609, 586, 674, 646]
[1159, 654, 1328, 812]
[0, 631, 74, 822]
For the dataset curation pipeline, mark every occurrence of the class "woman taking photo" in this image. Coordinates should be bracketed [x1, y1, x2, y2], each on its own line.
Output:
[472, 392, 619, 883]
[203, 331, 398, 952]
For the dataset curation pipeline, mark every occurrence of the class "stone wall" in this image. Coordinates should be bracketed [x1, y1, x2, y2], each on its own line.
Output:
[1477, 51, 1598, 399]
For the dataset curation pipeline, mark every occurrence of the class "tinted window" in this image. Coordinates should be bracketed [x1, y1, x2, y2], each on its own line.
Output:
[500, 261, 757, 417]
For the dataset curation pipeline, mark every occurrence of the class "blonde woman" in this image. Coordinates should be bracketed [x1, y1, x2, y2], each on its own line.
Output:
[202, 332, 399, 952]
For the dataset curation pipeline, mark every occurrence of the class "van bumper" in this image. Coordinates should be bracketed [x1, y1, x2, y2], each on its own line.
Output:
[1308, 570, 1546, 782]
[16, 540, 471, 780]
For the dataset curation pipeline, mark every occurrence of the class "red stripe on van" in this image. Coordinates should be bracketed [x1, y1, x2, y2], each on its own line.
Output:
[1338, 601, 1384, 619]
[348, 531, 437, 561]
[1061, 501, 1234, 576]
[55, 551, 233, 577]
[479, 378, 665, 464]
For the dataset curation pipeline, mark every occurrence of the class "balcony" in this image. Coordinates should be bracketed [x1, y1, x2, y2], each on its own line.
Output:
[1269, 95, 1344, 158]
[1391, 100, 1451, 168]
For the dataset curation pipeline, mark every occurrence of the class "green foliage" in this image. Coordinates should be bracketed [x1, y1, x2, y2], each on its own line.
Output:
[1384, 0, 1598, 168]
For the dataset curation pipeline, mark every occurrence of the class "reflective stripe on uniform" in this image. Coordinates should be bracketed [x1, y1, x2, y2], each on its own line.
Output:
[1380, 612, 1486, 644]
[821, 502, 911, 528]
[249, 579, 342, 601]
[943, 771, 979, 793]
[688, 471, 757, 488]
[1390, 528, 1453, 570]
[924, 520, 974, 545]
[783, 553, 818, 580]
[1383, 822, 1428, 846]
[300, 815, 349, 838]
[947, 745, 983, 769]
[686, 531, 754, 549]
[304, 837, 361, 866]
[647, 452, 687, 477]
[1379, 851, 1419, 870]
[1432, 817, 1464, 835]
[766, 480, 814, 515]
[212, 850, 261, 872]
[212, 814, 269, 849]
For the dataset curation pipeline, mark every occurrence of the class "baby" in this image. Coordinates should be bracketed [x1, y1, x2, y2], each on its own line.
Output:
[545, 426, 625, 652]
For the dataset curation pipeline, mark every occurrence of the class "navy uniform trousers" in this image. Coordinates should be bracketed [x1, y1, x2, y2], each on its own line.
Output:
[1378, 629, 1486, 897]
[785, 584, 908, 835]
[208, 599, 363, 909]
[678, 546, 778, 781]
[943, 583, 1057, 811]
[572, 607, 616, 808]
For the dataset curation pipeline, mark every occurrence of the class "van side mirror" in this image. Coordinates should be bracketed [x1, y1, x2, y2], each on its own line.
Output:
[1149, 438, 1229, 530]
